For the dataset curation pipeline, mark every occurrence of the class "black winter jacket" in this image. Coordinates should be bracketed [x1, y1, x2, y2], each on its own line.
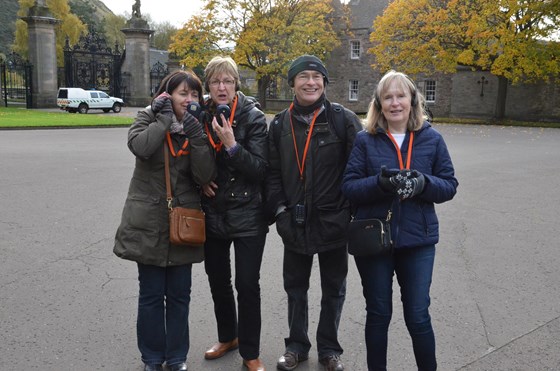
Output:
[201, 92, 269, 238]
[266, 99, 362, 254]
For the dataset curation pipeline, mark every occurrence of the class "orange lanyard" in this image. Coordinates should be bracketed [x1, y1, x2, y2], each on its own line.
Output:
[205, 96, 238, 153]
[386, 130, 414, 169]
[166, 132, 189, 157]
[289, 103, 321, 180]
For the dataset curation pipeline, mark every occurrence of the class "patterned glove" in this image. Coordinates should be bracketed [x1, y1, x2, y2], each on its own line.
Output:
[182, 111, 203, 138]
[151, 93, 173, 117]
[396, 169, 425, 199]
[378, 166, 400, 193]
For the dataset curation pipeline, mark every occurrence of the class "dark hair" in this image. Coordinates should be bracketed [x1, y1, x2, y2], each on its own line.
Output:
[154, 70, 204, 105]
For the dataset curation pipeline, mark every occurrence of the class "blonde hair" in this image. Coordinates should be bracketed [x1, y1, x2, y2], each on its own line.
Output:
[203, 56, 240, 91]
[364, 70, 426, 134]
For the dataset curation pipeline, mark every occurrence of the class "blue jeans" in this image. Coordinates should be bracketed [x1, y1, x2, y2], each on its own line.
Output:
[137, 263, 192, 367]
[204, 234, 266, 360]
[354, 245, 437, 371]
[283, 247, 347, 359]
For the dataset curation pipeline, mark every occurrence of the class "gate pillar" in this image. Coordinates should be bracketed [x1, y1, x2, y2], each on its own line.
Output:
[121, 15, 153, 107]
[22, 1, 60, 108]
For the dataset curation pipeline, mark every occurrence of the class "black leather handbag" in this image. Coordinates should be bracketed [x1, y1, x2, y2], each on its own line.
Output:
[347, 210, 392, 257]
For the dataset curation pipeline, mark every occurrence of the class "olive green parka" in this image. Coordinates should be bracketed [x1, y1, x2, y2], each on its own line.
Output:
[114, 108, 217, 267]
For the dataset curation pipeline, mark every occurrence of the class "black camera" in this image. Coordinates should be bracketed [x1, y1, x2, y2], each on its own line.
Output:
[216, 104, 231, 125]
[294, 204, 306, 226]
[186, 101, 203, 119]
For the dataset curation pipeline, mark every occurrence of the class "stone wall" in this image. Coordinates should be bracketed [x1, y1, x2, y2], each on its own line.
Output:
[450, 68, 498, 118]
[326, 30, 381, 113]
[506, 78, 560, 122]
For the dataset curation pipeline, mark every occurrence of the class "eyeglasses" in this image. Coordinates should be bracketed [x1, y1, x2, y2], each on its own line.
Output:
[208, 79, 236, 87]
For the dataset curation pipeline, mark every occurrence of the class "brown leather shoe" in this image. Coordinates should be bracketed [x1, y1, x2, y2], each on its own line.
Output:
[204, 338, 239, 360]
[243, 358, 265, 371]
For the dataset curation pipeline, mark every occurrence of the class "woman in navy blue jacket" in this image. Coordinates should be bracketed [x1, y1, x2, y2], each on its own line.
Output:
[342, 70, 458, 371]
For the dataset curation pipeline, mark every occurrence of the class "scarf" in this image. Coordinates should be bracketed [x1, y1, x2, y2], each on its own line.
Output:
[169, 114, 184, 135]
[292, 94, 326, 124]
[293, 93, 325, 115]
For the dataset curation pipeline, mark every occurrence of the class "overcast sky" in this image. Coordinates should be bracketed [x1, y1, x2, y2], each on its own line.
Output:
[103, 0, 205, 27]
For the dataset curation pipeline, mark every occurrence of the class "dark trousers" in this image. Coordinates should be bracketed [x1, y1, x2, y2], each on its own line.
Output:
[204, 234, 266, 360]
[136, 263, 192, 367]
[282, 246, 348, 359]
[355, 245, 437, 371]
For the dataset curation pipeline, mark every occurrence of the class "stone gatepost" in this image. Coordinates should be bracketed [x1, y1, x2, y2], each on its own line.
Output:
[166, 57, 182, 73]
[21, 0, 60, 108]
[121, 8, 153, 107]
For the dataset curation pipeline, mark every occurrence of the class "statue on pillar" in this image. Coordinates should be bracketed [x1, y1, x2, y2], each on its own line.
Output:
[126, 0, 149, 29]
[28, 0, 52, 17]
[132, 0, 141, 18]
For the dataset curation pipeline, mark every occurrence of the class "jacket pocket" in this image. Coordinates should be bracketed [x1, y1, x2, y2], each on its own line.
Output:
[317, 134, 344, 168]
[125, 193, 161, 232]
[316, 204, 350, 242]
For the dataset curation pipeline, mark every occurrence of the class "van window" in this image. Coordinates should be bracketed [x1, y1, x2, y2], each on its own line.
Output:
[90, 92, 99, 98]
[58, 89, 68, 99]
[99, 92, 109, 98]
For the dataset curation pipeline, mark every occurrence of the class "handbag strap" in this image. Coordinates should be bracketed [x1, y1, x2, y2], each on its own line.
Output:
[164, 142, 173, 210]
[385, 197, 398, 222]
[351, 207, 392, 222]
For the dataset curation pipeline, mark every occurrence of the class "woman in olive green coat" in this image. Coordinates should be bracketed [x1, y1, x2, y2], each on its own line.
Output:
[114, 70, 216, 371]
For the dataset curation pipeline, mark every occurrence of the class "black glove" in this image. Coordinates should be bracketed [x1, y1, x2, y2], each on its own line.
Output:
[182, 111, 203, 138]
[396, 170, 425, 199]
[151, 93, 174, 118]
[378, 166, 400, 193]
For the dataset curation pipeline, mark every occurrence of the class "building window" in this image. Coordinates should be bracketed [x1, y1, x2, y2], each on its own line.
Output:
[349, 80, 359, 101]
[350, 40, 361, 59]
[424, 80, 436, 102]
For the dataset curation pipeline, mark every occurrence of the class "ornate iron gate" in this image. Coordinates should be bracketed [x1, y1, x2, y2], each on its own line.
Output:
[63, 27, 122, 97]
[150, 61, 168, 96]
[1, 52, 33, 108]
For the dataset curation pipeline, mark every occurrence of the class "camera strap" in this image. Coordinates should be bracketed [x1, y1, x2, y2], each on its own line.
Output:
[166, 132, 189, 157]
[289, 102, 320, 180]
[386, 130, 414, 169]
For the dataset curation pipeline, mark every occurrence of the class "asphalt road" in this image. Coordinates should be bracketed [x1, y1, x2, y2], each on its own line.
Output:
[1, 123, 559, 370]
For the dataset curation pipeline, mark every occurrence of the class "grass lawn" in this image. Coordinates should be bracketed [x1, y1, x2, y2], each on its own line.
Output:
[0, 106, 132, 128]
[1, 106, 559, 129]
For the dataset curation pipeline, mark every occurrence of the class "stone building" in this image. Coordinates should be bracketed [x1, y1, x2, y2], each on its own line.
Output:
[324, 0, 559, 121]
[325, 0, 389, 114]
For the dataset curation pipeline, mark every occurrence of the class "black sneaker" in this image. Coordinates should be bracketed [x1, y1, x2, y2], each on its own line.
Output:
[277, 351, 309, 370]
[320, 354, 344, 371]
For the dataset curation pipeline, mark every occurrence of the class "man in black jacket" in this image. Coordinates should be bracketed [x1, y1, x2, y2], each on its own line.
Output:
[266, 55, 362, 371]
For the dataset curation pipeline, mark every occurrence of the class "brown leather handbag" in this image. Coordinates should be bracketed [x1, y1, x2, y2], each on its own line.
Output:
[164, 142, 206, 246]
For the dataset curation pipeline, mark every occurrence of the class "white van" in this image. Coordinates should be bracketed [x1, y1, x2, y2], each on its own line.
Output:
[57, 88, 124, 114]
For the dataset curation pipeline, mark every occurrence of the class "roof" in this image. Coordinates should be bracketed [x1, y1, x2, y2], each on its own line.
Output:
[348, 0, 390, 30]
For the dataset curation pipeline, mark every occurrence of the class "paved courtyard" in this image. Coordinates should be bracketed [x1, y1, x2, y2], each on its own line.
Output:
[1, 122, 559, 370]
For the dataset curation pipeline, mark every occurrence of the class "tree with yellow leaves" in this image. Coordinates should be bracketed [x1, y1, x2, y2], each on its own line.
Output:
[369, 0, 560, 118]
[13, 0, 86, 67]
[170, 0, 342, 107]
